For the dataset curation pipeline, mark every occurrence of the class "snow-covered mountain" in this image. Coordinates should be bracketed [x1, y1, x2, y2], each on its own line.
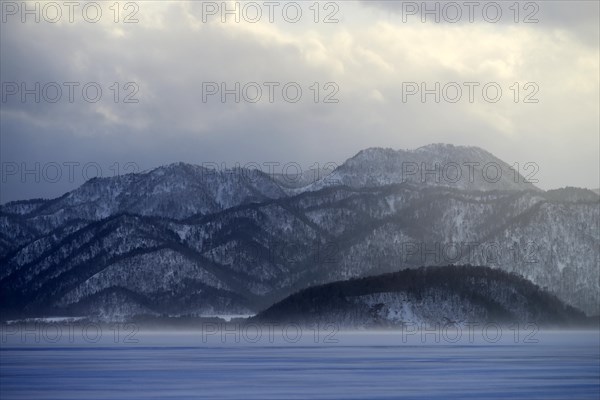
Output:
[300, 144, 541, 192]
[3, 162, 287, 219]
[0, 163, 286, 257]
[255, 265, 588, 328]
[1, 145, 597, 321]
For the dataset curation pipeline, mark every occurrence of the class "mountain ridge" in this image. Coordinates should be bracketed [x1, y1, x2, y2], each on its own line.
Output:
[1, 144, 542, 211]
[1, 144, 597, 321]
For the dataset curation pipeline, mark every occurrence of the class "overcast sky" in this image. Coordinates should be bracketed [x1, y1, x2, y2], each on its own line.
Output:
[1, 0, 598, 203]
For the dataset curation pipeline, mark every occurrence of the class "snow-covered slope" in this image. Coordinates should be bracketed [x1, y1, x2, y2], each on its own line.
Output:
[255, 266, 587, 328]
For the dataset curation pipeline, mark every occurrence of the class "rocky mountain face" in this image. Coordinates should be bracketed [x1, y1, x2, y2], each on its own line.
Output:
[254, 265, 588, 328]
[1, 144, 598, 321]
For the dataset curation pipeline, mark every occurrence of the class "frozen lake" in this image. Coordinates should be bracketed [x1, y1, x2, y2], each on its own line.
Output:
[1, 329, 599, 399]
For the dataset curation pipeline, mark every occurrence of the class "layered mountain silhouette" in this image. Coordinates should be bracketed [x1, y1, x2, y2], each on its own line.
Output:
[1, 144, 598, 321]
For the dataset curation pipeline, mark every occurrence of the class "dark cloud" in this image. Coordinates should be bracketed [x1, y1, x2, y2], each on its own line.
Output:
[1, 1, 598, 202]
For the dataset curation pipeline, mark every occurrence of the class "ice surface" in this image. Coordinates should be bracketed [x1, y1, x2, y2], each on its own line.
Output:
[1, 330, 598, 399]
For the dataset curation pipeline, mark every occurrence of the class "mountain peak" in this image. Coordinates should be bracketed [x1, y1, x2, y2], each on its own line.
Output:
[414, 143, 488, 154]
[146, 162, 203, 177]
[321, 143, 539, 192]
